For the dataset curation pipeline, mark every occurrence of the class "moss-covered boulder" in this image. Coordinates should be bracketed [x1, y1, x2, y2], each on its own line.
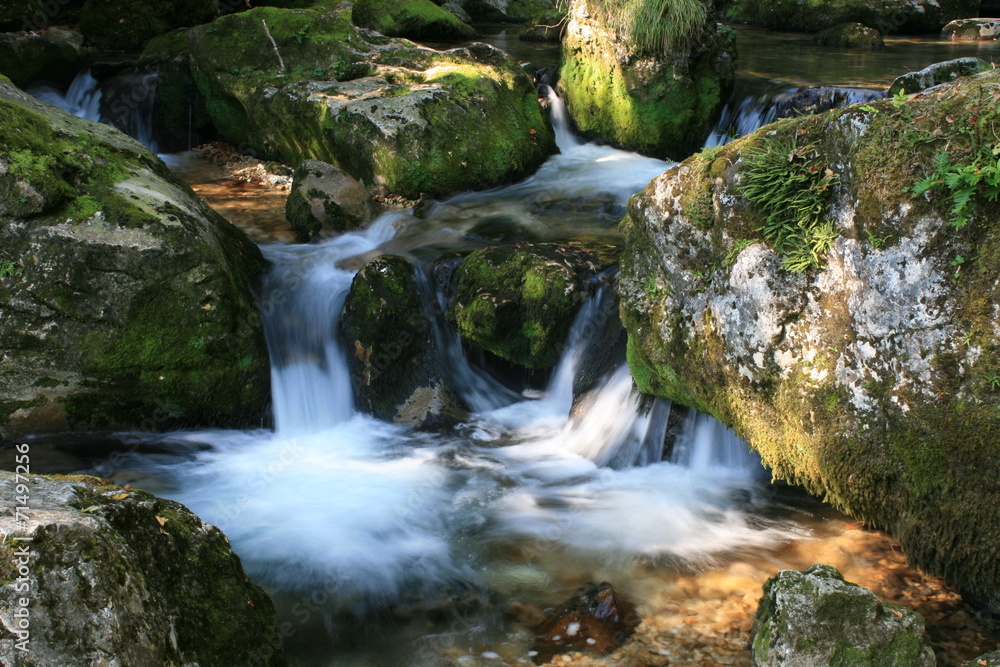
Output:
[0, 29, 87, 88]
[965, 651, 1000, 667]
[944, 18, 1000, 41]
[352, 0, 477, 40]
[186, 6, 554, 199]
[341, 255, 464, 427]
[0, 77, 269, 440]
[80, 0, 219, 51]
[619, 68, 1000, 611]
[813, 22, 884, 49]
[285, 159, 380, 241]
[448, 243, 608, 369]
[735, 0, 979, 34]
[888, 57, 989, 96]
[0, 472, 285, 665]
[559, 0, 735, 160]
[752, 565, 935, 666]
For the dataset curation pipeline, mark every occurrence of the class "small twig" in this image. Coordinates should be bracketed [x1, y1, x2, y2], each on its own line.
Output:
[261, 19, 285, 74]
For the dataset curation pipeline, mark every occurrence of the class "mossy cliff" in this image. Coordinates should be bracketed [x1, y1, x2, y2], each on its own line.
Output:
[0, 472, 285, 665]
[186, 6, 554, 198]
[0, 77, 269, 439]
[559, 0, 735, 160]
[619, 68, 1000, 610]
[729, 0, 979, 34]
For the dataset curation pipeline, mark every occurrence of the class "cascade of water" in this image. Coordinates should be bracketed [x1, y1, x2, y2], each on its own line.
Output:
[27, 69, 102, 122]
[670, 409, 764, 477]
[99, 70, 160, 152]
[544, 84, 581, 152]
[542, 284, 609, 416]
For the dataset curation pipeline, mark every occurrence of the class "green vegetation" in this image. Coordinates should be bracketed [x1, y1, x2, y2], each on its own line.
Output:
[912, 151, 1000, 229]
[738, 136, 839, 272]
[352, 0, 476, 39]
[578, 0, 708, 56]
[0, 260, 20, 278]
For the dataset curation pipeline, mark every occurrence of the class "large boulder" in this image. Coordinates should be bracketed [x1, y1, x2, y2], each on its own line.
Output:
[448, 243, 607, 369]
[812, 22, 884, 50]
[0, 76, 270, 440]
[735, 0, 979, 34]
[619, 69, 1000, 610]
[0, 472, 285, 665]
[888, 57, 988, 96]
[285, 159, 380, 241]
[352, 0, 477, 40]
[341, 254, 464, 427]
[943, 18, 1000, 40]
[186, 6, 555, 199]
[751, 564, 935, 666]
[559, 0, 735, 160]
[0, 29, 87, 88]
[80, 0, 219, 51]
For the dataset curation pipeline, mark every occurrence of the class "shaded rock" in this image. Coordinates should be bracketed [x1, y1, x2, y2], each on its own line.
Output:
[448, 243, 608, 369]
[737, 0, 978, 34]
[461, 0, 559, 22]
[285, 160, 380, 241]
[559, 0, 735, 160]
[80, 0, 219, 51]
[443, 2, 473, 24]
[888, 56, 988, 96]
[813, 22, 884, 50]
[519, 12, 564, 43]
[531, 583, 639, 664]
[965, 651, 1000, 667]
[943, 18, 1000, 40]
[770, 86, 885, 119]
[0, 76, 269, 439]
[341, 254, 464, 428]
[0, 29, 87, 88]
[353, 0, 476, 40]
[752, 564, 935, 666]
[187, 6, 554, 198]
[0, 0, 41, 31]
[619, 68, 1000, 614]
[0, 472, 285, 666]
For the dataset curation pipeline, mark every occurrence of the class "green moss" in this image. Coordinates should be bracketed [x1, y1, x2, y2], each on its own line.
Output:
[352, 0, 476, 39]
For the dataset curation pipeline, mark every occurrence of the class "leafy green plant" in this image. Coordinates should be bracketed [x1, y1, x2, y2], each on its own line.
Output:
[738, 135, 839, 272]
[865, 228, 891, 249]
[890, 88, 909, 109]
[295, 24, 311, 44]
[987, 374, 1000, 391]
[0, 260, 21, 278]
[724, 238, 753, 266]
[911, 150, 1000, 229]
[640, 274, 667, 299]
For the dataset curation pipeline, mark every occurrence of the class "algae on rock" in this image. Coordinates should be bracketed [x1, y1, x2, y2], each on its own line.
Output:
[558, 0, 735, 160]
[186, 6, 554, 198]
[352, 0, 477, 40]
[0, 77, 269, 439]
[619, 68, 1000, 611]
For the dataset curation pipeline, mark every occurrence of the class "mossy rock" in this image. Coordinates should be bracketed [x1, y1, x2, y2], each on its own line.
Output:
[737, 0, 979, 34]
[813, 22, 884, 50]
[0, 30, 86, 88]
[448, 243, 608, 369]
[519, 12, 564, 42]
[463, 0, 558, 22]
[888, 57, 989, 96]
[619, 68, 1000, 611]
[0, 76, 269, 439]
[341, 255, 464, 427]
[752, 565, 935, 666]
[0, 472, 285, 665]
[80, 0, 220, 51]
[285, 159, 379, 241]
[943, 18, 1000, 41]
[352, 0, 477, 40]
[559, 0, 735, 160]
[186, 6, 555, 198]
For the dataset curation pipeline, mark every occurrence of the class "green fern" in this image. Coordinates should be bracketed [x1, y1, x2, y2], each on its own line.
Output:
[910, 150, 1000, 229]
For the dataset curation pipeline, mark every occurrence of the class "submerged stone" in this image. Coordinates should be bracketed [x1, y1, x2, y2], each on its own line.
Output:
[812, 22, 884, 50]
[752, 564, 935, 666]
[285, 159, 380, 241]
[0, 472, 285, 665]
[531, 582, 639, 664]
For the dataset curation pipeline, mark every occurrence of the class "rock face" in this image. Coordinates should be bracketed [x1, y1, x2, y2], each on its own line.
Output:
[187, 6, 554, 199]
[0, 472, 285, 666]
[0, 77, 270, 439]
[559, 0, 735, 160]
[751, 565, 935, 666]
[888, 57, 988, 96]
[449, 243, 607, 369]
[736, 0, 979, 34]
[341, 254, 463, 427]
[619, 69, 1000, 610]
[0, 30, 86, 88]
[80, 0, 219, 51]
[812, 22, 884, 50]
[531, 583, 639, 664]
[285, 160, 380, 241]
[352, 0, 477, 39]
[943, 18, 1000, 40]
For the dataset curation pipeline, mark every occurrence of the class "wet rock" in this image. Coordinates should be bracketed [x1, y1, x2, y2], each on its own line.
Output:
[736, 0, 978, 34]
[0, 472, 285, 666]
[559, 0, 735, 160]
[341, 254, 464, 428]
[619, 68, 1000, 616]
[943, 18, 1000, 40]
[0, 76, 270, 439]
[448, 243, 609, 369]
[353, 0, 477, 40]
[769, 86, 885, 119]
[965, 651, 1000, 666]
[186, 6, 554, 198]
[285, 160, 380, 241]
[752, 564, 935, 666]
[888, 57, 988, 96]
[531, 583, 639, 664]
[0, 29, 87, 88]
[812, 22, 884, 50]
[80, 0, 218, 51]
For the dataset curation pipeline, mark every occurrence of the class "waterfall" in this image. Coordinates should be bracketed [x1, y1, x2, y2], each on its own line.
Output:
[544, 84, 581, 152]
[27, 69, 102, 122]
[670, 409, 764, 477]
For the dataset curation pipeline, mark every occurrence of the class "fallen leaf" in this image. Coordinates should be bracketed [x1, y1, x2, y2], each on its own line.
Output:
[111, 492, 130, 500]
[155, 516, 168, 527]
